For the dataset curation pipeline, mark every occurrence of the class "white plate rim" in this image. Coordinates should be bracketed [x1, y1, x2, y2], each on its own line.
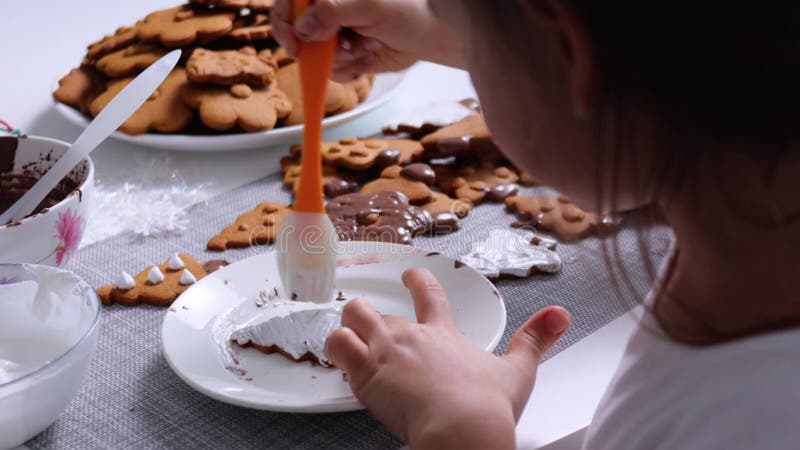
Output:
[161, 242, 506, 413]
[54, 70, 406, 152]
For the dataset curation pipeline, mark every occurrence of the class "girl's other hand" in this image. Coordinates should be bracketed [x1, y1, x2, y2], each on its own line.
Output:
[325, 268, 572, 449]
[272, 0, 465, 81]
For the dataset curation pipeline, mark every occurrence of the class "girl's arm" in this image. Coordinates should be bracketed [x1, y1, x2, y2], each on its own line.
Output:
[325, 268, 572, 448]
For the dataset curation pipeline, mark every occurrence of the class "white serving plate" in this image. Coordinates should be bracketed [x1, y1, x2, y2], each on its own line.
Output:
[55, 71, 405, 152]
[162, 241, 506, 413]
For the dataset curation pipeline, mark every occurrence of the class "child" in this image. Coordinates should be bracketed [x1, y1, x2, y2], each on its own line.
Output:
[274, 1, 800, 448]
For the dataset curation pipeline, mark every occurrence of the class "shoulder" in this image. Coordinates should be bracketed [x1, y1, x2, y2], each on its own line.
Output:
[583, 326, 800, 450]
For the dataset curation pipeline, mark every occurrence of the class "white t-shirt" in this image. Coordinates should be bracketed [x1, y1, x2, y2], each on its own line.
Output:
[583, 310, 800, 449]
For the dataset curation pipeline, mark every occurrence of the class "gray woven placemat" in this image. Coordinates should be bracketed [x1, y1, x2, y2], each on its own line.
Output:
[27, 172, 672, 449]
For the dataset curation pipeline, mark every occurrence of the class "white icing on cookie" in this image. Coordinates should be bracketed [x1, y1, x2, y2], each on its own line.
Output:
[384, 99, 478, 133]
[179, 269, 196, 286]
[460, 229, 562, 279]
[167, 253, 185, 271]
[115, 271, 136, 290]
[147, 266, 165, 285]
[230, 305, 343, 367]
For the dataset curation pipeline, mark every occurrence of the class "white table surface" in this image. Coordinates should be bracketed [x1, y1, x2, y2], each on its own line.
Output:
[1, 1, 637, 448]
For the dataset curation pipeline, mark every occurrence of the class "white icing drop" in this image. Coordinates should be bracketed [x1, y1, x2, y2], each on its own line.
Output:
[147, 266, 165, 285]
[384, 100, 477, 132]
[179, 269, 197, 286]
[230, 305, 343, 367]
[115, 271, 135, 290]
[460, 229, 562, 279]
[167, 253, 185, 271]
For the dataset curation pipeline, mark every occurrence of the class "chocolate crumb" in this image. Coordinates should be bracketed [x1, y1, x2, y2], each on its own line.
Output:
[182, 306, 189, 310]
[291, 292, 298, 300]
[169, 307, 177, 312]
[245, 377, 253, 382]
[311, 375, 317, 380]
[336, 291, 347, 301]
[454, 260, 466, 269]
[342, 373, 349, 382]
[425, 252, 440, 257]
[203, 259, 229, 274]
[273, 287, 278, 297]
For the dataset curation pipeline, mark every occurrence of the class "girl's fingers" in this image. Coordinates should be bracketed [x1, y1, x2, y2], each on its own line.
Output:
[401, 268, 454, 327]
[294, 0, 377, 42]
[325, 326, 369, 372]
[502, 306, 571, 418]
[341, 298, 389, 343]
[271, 0, 298, 56]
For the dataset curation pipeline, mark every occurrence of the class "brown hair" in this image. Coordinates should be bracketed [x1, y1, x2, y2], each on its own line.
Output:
[466, 1, 800, 323]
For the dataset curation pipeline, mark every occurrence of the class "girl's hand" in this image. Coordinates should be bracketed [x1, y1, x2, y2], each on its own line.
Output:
[325, 268, 572, 449]
[272, 0, 465, 81]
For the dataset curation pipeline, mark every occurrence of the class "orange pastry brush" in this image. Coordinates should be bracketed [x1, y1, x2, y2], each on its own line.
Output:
[277, 0, 339, 303]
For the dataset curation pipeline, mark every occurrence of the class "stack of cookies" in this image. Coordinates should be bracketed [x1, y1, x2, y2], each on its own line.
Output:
[52, 1, 374, 135]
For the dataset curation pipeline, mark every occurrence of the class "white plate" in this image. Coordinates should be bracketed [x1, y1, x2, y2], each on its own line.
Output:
[161, 241, 506, 413]
[55, 71, 405, 152]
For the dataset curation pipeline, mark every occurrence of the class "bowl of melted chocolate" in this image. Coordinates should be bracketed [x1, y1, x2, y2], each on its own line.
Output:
[0, 135, 94, 266]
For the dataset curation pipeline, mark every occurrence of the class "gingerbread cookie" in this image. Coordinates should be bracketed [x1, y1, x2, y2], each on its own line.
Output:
[228, 13, 272, 42]
[326, 191, 433, 245]
[90, 68, 193, 135]
[436, 164, 519, 204]
[420, 114, 499, 159]
[97, 253, 207, 307]
[421, 191, 473, 234]
[276, 62, 347, 125]
[291, 138, 424, 171]
[459, 229, 562, 280]
[84, 24, 140, 64]
[190, 0, 276, 11]
[53, 67, 107, 115]
[187, 47, 276, 87]
[360, 164, 435, 205]
[332, 75, 374, 115]
[505, 196, 618, 242]
[280, 155, 361, 198]
[137, 5, 236, 48]
[207, 201, 292, 251]
[182, 81, 292, 132]
[95, 43, 169, 78]
[383, 98, 480, 137]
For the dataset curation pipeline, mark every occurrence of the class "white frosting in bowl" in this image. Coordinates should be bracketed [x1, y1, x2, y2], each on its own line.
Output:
[0, 264, 100, 448]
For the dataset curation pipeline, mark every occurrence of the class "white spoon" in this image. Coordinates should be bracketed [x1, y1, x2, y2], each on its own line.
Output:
[0, 50, 181, 225]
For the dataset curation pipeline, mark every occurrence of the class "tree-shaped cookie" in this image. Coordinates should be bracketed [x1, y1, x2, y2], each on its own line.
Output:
[420, 114, 499, 158]
[183, 82, 292, 132]
[137, 5, 236, 48]
[89, 68, 193, 135]
[505, 196, 619, 241]
[207, 202, 292, 251]
[97, 253, 207, 307]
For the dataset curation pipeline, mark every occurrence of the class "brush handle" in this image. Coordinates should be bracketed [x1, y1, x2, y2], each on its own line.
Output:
[293, 0, 336, 214]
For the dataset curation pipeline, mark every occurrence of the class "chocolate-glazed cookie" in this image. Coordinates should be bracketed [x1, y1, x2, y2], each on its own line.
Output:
[326, 191, 433, 245]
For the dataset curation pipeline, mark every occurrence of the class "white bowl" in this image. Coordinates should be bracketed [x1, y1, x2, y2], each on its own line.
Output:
[0, 135, 94, 267]
[0, 264, 101, 449]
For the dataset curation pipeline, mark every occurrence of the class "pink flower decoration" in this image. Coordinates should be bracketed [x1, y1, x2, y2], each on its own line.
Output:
[54, 208, 82, 266]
